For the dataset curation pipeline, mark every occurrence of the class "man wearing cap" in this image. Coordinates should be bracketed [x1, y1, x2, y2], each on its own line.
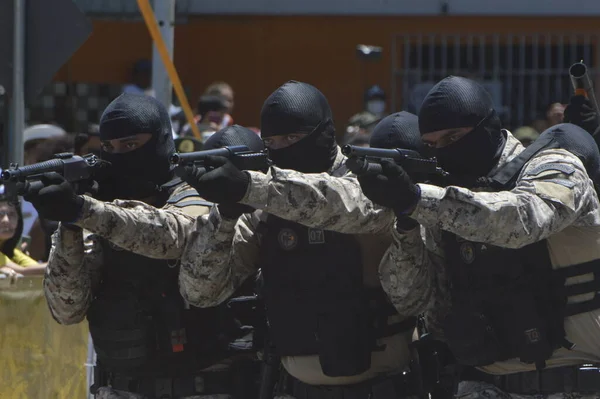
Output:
[356, 75, 600, 398]
[18, 124, 70, 257]
[345, 85, 388, 141]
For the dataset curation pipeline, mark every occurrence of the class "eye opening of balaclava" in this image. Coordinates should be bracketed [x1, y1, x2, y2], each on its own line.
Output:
[418, 76, 505, 178]
[98, 93, 175, 201]
[260, 81, 337, 173]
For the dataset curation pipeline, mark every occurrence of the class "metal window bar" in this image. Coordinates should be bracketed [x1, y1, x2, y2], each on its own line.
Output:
[391, 32, 600, 131]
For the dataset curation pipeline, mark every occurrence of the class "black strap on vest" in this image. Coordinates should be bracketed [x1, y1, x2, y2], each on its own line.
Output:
[489, 134, 559, 189]
[160, 177, 183, 191]
[166, 188, 201, 204]
[555, 258, 600, 316]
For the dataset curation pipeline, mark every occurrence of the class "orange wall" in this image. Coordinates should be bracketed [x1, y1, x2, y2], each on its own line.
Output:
[55, 15, 600, 131]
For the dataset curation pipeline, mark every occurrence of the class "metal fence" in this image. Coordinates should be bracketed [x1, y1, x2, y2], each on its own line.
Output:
[392, 33, 600, 130]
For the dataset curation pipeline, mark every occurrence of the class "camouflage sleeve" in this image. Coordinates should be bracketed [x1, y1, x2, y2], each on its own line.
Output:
[380, 225, 447, 318]
[411, 149, 598, 249]
[179, 208, 259, 308]
[73, 183, 209, 260]
[241, 169, 394, 234]
[43, 225, 104, 325]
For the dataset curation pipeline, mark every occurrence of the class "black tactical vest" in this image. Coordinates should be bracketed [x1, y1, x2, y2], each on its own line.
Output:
[258, 214, 409, 377]
[441, 127, 600, 370]
[86, 183, 246, 377]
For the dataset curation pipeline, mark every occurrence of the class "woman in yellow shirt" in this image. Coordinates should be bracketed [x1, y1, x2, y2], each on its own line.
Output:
[0, 187, 46, 280]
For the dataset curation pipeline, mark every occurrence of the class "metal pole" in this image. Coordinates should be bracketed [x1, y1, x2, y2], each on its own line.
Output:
[151, 0, 175, 108]
[10, 0, 25, 165]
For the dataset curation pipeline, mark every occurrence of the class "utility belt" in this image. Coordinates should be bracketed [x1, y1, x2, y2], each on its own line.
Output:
[461, 364, 600, 395]
[92, 358, 261, 399]
[288, 372, 418, 399]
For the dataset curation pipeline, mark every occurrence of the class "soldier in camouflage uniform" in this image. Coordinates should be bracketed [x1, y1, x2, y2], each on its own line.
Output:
[175, 83, 420, 399]
[356, 76, 600, 399]
[24, 95, 261, 399]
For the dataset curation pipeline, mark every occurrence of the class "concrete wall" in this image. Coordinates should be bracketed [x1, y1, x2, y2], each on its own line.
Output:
[54, 16, 600, 131]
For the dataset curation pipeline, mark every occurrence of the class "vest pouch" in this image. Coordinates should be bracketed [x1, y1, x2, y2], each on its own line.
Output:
[88, 294, 156, 370]
[442, 305, 500, 367]
[505, 292, 554, 366]
[316, 302, 372, 376]
[153, 292, 188, 358]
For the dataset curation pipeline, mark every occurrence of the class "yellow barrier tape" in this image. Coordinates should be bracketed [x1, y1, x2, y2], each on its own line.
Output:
[0, 277, 88, 399]
[136, 0, 202, 141]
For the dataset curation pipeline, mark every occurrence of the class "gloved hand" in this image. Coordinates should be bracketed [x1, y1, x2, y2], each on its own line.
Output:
[564, 95, 599, 135]
[357, 160, 421, 215]
[23, 172, 84, 222]
[175, 156, 250, 204]
[218, 203, 255, 220]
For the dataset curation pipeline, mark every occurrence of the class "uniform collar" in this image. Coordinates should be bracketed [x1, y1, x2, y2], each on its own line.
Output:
[488, 130, 525, 175]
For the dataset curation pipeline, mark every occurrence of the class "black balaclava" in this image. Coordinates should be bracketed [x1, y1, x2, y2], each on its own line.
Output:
[260, 81, 337, 173]
[538, 123, 600, 190]
[419, 76, 506, 177]
[203, 125, 267, 173]
[370, 111, 424, 153]
[369, 111, 431, 182]
[203, 124, 264, 152]
[0, 187, 23, 259]
[98, 93, 175, 201]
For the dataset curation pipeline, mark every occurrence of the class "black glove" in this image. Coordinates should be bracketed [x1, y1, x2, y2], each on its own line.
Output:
[218, 203, 255, 220]
[175, 155, 250, 204]
[357, 160, 421, 215]
[564, 95, 599, 135]
[23, 172, 84, 222]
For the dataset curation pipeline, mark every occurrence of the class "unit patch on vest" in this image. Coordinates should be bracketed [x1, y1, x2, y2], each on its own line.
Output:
[278, 228, 298, 250]
[308, 228, 325, 244]
[460, 242, 476, 264]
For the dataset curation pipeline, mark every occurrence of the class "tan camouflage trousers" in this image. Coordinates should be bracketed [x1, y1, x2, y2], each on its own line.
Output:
[457, 381, 600, 399]
[95, 386, 232, 399]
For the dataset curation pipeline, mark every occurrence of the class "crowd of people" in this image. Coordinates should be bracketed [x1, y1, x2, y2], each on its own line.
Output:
[2, 66, 600, 399]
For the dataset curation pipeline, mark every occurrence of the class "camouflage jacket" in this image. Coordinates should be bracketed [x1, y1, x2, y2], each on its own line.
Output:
[380, 130, 600, 337]
[179, 148, 395, 307]
[44, 183, 210, 325]
[239, 147, 394, 234]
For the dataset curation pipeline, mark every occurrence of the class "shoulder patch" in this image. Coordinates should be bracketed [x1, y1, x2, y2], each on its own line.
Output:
[533, 181, 576, 211]
[171, 199, 214, 208]
[167, 189, 200, 204]
[528, 163, 575, 176]
[543, 178, 576, 189]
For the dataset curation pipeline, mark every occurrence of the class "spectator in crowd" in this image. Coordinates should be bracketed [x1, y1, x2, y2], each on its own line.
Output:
[204, 81, 235, 114]
[513, 125, 540, 147]
[532, 101, 565, 133]
[23, 124, 67, 166]
[347, 85, 387, 125]
[25, 135, 74, 263]
[0, 185, 46, 282]
[181, 95, 230, 142]
[342, 112, 380, 146]
[344, 85, 387, 145]
[122, 59, 153, 97]
[74, 124, 101, 156]
[20, 124, 69, 240]
[203, 81, 235, 128]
